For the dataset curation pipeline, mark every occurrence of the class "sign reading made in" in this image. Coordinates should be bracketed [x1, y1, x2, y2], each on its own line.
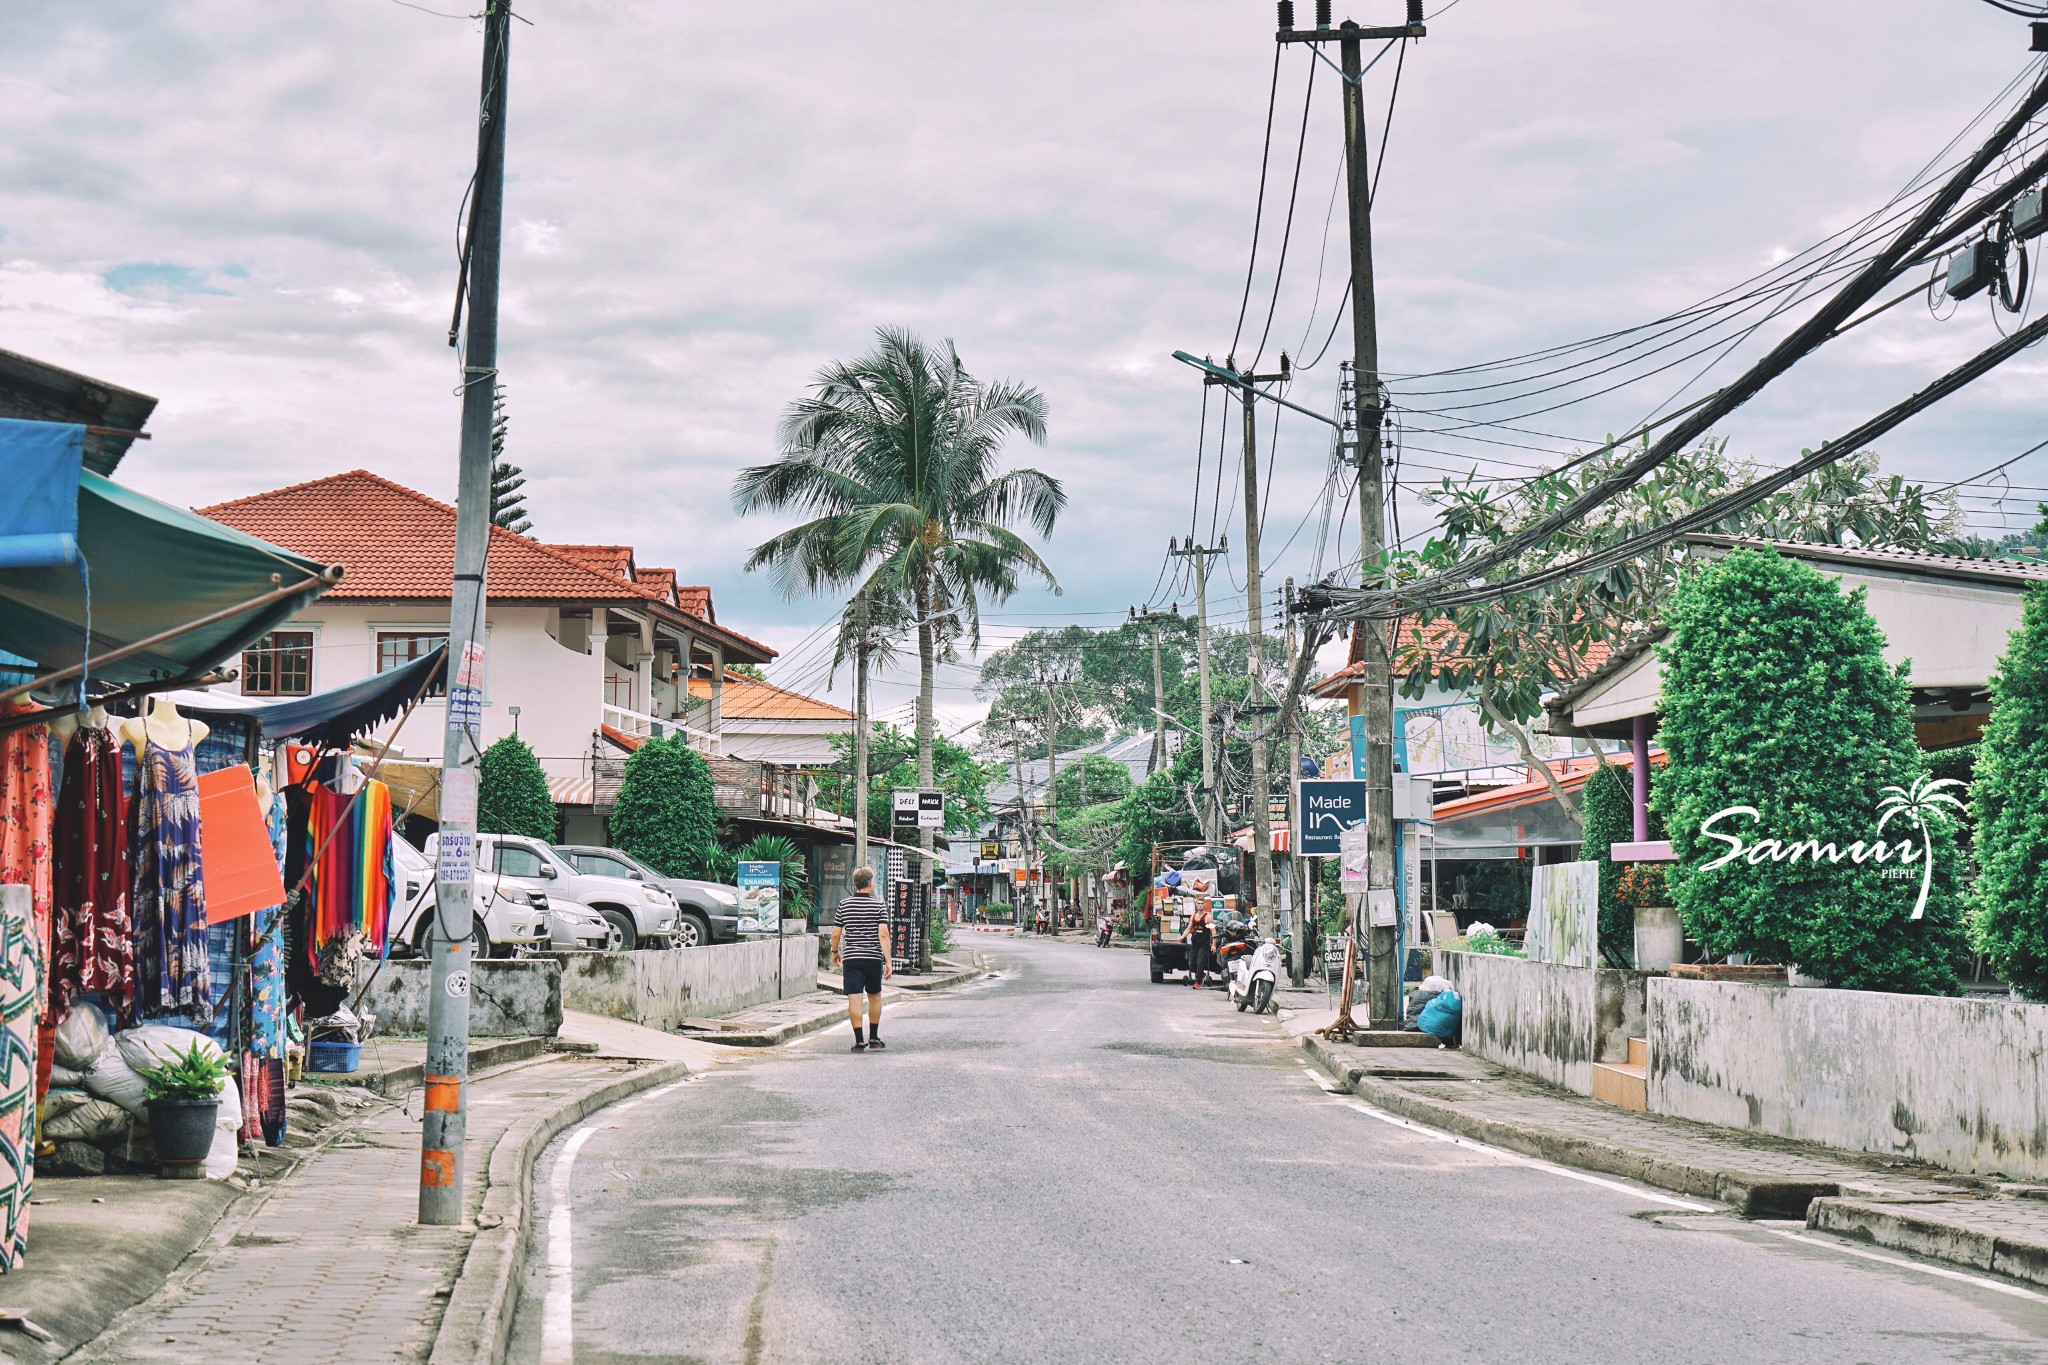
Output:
[1298, 779, 1368, 856]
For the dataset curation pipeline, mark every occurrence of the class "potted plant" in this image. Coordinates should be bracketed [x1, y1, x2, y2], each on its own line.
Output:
[1617, 864, 1683, 971]
[138, 1042, 230, 1180]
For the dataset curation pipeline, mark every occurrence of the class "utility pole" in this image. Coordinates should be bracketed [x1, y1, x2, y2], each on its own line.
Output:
[1285, 576, 1308, 986]
[1007, 727, 1037, 929]
[1278, 0, 1424, 1029]
[1168, 539, 1227, 845]
[851, 598, 872, 877]
[1129, 603, 1178, 776]
[1040, 673, 1073, 933]
[1204, 363, 1289, 945]
[423, 0, 511, 1228]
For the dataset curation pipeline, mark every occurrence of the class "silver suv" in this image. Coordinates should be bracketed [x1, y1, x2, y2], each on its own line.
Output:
[473, 833, 679, 950]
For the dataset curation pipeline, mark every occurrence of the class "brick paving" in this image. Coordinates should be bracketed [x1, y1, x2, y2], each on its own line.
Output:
[73, 1055, 651, 1365]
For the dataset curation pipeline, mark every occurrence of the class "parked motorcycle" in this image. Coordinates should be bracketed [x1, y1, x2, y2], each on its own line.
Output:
[1228, 936, 1282, 1014]
[1096, 919, 1113, 947]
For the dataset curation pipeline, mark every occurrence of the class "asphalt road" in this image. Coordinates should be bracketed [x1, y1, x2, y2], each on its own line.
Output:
[507, 935, 2048, 1364]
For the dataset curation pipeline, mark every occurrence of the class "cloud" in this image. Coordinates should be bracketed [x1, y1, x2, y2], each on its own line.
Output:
[1, 0, 2041, 719]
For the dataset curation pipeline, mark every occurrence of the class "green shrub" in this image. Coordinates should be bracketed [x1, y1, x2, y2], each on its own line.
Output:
[1651, 550, 1967, 993]
[1973, 588, 2048, 998]
[478, 735, 557, 841]
[610, 736, 721, 879]
[138, 1042, 230, 1100]
[1579, 763, 1636, 966]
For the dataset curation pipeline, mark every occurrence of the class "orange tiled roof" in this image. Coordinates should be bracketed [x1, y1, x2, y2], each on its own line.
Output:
[635, 567, 677, 606]
[546, 543, 637, 582]
[1313, 617, 1613, 700]
[199, 471, 655, 603]
[688, 672, 853, 722]
[1432, 749, 1665, 823]
[676, 585, 712, 621]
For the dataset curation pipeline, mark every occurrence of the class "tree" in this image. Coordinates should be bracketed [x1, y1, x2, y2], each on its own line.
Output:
[1112, 743, 1203, 885]
[820, 721, 992, 841]
[1651, 549, 1968, 993]
[1054, 754, 1134, 810]
[488, 386, 531, 535]
[734, 327, 1065, 883]
[1395, 441, 1964, 824]
[1971, 588, 2048, 998]
[609, 735, 721, 879]
[477, 735, 555, 841]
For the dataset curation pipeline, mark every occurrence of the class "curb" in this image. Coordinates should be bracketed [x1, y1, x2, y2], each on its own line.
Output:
[890, 965, 987, 993]
[1300, 1034, 1839, 1218]
[429, 1058, 694, 1365]
[304, 1034, 555, 1099]
[698, 1006, 846, 1048]
[1810, 1197, 2048, 1288]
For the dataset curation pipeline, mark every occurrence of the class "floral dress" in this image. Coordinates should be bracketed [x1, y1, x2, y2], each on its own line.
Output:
[240, 794, 289, 1146]
[131, 739, 209, 1026]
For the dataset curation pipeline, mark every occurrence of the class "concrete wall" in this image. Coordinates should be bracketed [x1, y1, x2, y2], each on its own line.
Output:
[552, 934, 818, 1031]
[357, 958, 563, 1037]
[1647, 978, 2048, 1181]
[1436, 951, 1656, 1097]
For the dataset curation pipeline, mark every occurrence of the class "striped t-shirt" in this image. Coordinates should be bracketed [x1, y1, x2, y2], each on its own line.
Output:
[836, 892, 889, 961]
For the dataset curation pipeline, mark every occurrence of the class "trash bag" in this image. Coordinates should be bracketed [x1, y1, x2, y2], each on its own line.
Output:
[49, 1064, 85, 1088]
[90, 1026, 225, 1116]
[82, 1040, 149, 1114]
[54, 1002, 113, 1072]
[1416, 989, 1462, 1044]
[44, 1094, 133, 1146]
[204, 1081, 243, 1180]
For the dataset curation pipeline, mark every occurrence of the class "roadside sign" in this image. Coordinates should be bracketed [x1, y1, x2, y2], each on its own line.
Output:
[891, 789, 945, 829]
[736, 860, 781, 887]
[981, 840, 1002, 859]
[1340, 822, 1370, 891]
[1298, 779, 1368, 856]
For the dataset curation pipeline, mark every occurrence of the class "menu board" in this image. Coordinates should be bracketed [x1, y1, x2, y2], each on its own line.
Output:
[889, 880, 929, 973]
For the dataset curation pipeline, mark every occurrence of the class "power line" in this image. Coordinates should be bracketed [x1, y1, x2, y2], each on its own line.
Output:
[1228, 45, 1286, 360]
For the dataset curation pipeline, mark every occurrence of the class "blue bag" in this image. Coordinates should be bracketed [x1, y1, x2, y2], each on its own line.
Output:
[1416, 989, 1462, 1043]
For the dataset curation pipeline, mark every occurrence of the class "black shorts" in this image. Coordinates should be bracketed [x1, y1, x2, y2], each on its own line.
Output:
[843, 959, 884, 995]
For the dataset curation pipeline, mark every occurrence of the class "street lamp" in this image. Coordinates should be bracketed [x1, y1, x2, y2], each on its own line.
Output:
[508, 704, 521, 737]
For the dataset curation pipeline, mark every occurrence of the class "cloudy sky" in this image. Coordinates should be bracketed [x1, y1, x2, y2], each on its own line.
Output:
[4, 0, 2044, 730]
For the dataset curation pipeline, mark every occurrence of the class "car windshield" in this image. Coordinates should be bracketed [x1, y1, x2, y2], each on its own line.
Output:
[573, 852, 639, 879]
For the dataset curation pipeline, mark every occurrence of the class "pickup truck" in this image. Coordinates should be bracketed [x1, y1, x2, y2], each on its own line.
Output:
[389, 832, 548, 958]
[469, 833, 679, 950]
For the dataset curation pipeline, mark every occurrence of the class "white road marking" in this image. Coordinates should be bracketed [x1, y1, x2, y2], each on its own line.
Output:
[540, 1125, 597, 1365]
[1756, 1225, 2048, 1302]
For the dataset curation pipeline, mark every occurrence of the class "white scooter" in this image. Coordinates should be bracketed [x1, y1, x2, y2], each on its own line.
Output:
[1229, 936, 1281, 1014]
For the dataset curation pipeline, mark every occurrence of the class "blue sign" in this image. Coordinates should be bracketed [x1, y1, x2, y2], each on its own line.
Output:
[1348, 715, 1366, 778]
[736, 860, 781, 888]
[1298, 779, 1367, 856]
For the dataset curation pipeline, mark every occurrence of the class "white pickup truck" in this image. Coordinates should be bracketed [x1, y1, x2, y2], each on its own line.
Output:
[390, 833, 548, 958]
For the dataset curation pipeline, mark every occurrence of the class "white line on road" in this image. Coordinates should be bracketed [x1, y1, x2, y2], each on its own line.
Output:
[541, 1125, 597, 1365]
[1756, 1225, 2048, 1303]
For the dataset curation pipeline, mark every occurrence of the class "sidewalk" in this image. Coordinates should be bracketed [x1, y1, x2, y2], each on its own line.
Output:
[1281, 1001, 2048, 1286]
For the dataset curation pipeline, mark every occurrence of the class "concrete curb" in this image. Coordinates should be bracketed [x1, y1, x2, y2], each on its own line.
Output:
[303, 1034, 555, 1099]
[698, 1003, 847, 1048]
[429, 1058, 693, 1365]
[890, 964, 987, 993]
[1809, 1197, 2048, 1288]
[1300, 1034, 1839, 1218]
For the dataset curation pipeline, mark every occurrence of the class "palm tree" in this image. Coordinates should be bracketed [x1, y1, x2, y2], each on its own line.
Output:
[1876, 775, 1967, 920]
[734, 327, 1066, 892]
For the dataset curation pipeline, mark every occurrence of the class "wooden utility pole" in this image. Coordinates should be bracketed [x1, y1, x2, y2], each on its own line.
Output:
[1286, 576, 1308, 985]
[851, 599, 872, 876]
[1279, 0, 1424, 1029]
[1129, 603, 1178, 776]
[1168, 539, 1227, 845]
[423, 0, 512, 1228]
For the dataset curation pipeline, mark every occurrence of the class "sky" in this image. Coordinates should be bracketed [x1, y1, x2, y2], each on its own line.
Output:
[3, 0, 2045, 735]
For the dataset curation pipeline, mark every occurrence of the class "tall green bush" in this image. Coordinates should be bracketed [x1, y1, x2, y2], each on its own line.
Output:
[478, 735, 556, 841]
[1972, 589, 2048, 997]
[1579, 763, 1636, 967]
[609, 736, 720, 879]
[1651, 549, 1967, 993]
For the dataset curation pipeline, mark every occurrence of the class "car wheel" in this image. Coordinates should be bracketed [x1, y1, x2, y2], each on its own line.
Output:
[673, 913, 710, 948]
[597, 909, 638, 952]
[416, 914, 490, 961]
[600, 921, 626, 953]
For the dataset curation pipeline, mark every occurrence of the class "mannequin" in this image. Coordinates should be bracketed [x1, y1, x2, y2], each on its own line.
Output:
[118, 696, 206, 755]
[49, 702, 107, 749]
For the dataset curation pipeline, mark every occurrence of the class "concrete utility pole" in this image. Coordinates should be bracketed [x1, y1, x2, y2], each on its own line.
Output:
[1203, 368, 1288, 945]
[851, 599, 872, 876]
[423, 0, 512, 1228]
[1040, 673, 1073, 933]
[1168, 539, 1226, 845]
[1286, 576, 1307, 985]
[1007, 727, 1037, 928]
[1129, 604, 1178, 777]
[1278, 0, 1424, 1029]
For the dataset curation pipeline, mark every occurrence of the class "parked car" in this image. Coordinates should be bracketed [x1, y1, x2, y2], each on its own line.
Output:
[425, 833, 674, 950]
[390, 832, 548, 959]
[554, 844, 742, 947]
[541, 896, 616, 952]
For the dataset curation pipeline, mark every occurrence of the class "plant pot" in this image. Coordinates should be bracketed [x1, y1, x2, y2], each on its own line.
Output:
[145, 1096, 219, 1180]
[1632, 905, 1684, 972]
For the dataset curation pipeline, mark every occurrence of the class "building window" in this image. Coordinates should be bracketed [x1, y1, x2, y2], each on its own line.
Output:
[242, 631, 313, 697]
[377, 631, 448, 696]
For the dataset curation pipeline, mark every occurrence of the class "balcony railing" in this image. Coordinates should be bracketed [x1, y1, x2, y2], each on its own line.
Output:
[602, 702, 720, 756]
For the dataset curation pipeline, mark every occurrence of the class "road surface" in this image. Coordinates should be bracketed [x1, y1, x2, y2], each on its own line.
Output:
[508, 935, 2048, 1363]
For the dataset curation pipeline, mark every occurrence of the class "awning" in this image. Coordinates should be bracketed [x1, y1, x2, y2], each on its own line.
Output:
[0, 450, 338, 688]
[172, 645, 446, 749]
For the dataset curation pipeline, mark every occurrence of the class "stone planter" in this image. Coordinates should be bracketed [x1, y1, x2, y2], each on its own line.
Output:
[1632, 904, 1684, 971]
[144, 1096, 219, 1180]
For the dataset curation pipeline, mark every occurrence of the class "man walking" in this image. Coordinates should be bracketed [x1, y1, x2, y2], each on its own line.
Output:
[833, 866, 893, 1052]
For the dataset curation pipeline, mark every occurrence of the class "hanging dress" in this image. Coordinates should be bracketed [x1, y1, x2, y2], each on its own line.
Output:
[0, 706, 52, 1272]
[239, 793, 288, 1147]
[51, 725, 132, 1024]
[131, 738, 210, 1025]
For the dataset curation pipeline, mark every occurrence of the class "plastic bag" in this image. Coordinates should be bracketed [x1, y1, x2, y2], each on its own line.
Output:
[49, 1064, 84, 1088]
[54, 1003, 112, 1072]
[82, 1040, 148, 1114]
[44, 1095, 132, 1146]
[204, 1081, 243, 1180]
[1416, 989, 1463, 1044]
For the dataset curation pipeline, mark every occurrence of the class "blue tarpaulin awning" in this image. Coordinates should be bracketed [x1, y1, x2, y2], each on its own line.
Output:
[167, 645, 448, 750]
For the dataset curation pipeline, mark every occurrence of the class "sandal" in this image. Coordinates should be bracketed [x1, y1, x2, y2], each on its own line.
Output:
[851, 1040, 868, 1052]
[868, 1038, 887, 1050]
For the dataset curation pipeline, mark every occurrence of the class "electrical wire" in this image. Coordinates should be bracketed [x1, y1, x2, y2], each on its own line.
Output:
[1251, 54, 1319, 369]
[1229, 46, 1286, 361]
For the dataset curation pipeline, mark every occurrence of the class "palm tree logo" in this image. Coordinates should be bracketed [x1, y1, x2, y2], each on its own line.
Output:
[1876, 776, 1967, 920]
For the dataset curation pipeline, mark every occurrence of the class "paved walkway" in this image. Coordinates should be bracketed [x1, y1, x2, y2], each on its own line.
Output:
[72, 1055, 664, 1365]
